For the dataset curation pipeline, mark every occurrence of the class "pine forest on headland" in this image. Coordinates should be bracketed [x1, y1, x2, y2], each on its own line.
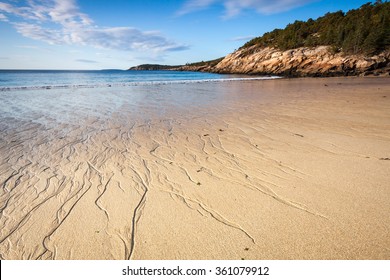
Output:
[241, 1, 390, 55]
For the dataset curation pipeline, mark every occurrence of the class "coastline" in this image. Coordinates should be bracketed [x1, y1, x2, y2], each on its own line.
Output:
[129, 46, 390, 78]
[1, 76, 389, 259]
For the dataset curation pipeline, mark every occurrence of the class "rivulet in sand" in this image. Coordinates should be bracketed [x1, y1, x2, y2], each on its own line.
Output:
[1, 77, 389, 259]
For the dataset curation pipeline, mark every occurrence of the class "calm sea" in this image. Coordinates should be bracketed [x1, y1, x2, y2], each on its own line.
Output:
[0, 69, 280, 126]
[0, 69, 277, 91]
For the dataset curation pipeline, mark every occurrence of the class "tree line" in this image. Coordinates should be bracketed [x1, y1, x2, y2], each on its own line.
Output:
[241, 1, 390, 54]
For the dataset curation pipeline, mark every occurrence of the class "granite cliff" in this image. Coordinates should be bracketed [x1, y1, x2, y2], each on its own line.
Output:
[130, 47, 390, 77]
[168, 46, 390, 77]
[208, 46, 390, 77]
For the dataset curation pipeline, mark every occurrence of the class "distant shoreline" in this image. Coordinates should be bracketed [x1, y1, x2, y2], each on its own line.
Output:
[129, 46, 390, 78]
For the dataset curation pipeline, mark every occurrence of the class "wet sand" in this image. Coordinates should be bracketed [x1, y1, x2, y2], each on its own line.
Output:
[0, 77, 389, 259]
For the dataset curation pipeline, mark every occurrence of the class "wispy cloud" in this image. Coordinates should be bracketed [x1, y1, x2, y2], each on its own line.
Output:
[0, 0, 189, 53]
[0, 13, 7, 21]
[230, 35, 255, 41]
[177, 0, 216, 16]
[75, 59, 98, 63]
[16, 45, 42, 49]
[178, 0, 318, 18]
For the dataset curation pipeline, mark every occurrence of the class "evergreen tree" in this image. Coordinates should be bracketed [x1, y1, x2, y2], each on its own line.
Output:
[241, 1, 390, 55]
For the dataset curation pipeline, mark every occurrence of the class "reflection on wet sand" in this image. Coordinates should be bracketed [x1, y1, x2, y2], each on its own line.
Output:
[1, 78, 390, 259]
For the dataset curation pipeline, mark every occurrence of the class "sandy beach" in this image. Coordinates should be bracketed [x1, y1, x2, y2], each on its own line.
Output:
[0, 77, 389, 260]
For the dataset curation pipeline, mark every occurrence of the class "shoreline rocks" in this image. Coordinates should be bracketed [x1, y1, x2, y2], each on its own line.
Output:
[129, 46, 390, 77]
[209, 46, 390, 77]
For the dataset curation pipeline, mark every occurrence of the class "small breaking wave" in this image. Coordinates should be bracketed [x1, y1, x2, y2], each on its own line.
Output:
[0, 76, 280, 92]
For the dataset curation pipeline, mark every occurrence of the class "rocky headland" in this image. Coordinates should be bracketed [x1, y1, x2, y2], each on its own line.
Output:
[129, 46, 390, 77]
[129, 2, 390, 77]
[207, 46, 390, 77]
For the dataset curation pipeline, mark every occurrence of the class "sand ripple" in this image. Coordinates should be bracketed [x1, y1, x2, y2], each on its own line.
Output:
[1, 78, 390, 259]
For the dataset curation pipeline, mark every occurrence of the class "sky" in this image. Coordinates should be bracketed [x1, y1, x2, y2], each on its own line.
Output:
[0, 0, 372, 69]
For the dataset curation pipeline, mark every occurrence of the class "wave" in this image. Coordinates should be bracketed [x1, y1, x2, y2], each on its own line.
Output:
[0, 76, 280, 92]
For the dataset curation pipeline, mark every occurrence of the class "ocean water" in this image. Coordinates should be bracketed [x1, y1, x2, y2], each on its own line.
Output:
[0, 69, 277, 91]
[0, 69, 280, 126]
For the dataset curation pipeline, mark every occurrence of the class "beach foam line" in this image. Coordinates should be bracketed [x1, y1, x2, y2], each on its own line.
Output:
[0, 76, 281, 92]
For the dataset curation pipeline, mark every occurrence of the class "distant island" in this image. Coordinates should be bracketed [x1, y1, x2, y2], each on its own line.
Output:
[129, 1, 390, 77]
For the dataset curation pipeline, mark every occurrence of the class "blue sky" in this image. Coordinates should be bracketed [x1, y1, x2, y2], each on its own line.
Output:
[0, 0, 371, 69]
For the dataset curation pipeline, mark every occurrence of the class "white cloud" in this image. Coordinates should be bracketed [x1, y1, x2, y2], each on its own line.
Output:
[178, 0, 318, 18]
[75, 59, 98, 63]
[16, 45, 42, 49]
[14, 22, 65, 45]
[0, 0, 188, 52]
[0, 13, 7, 21]
[0, 2, 18, 15]
[230, 35, 255, 41]
[177, 0, 217, 16]
[47, 0, 93, 27]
